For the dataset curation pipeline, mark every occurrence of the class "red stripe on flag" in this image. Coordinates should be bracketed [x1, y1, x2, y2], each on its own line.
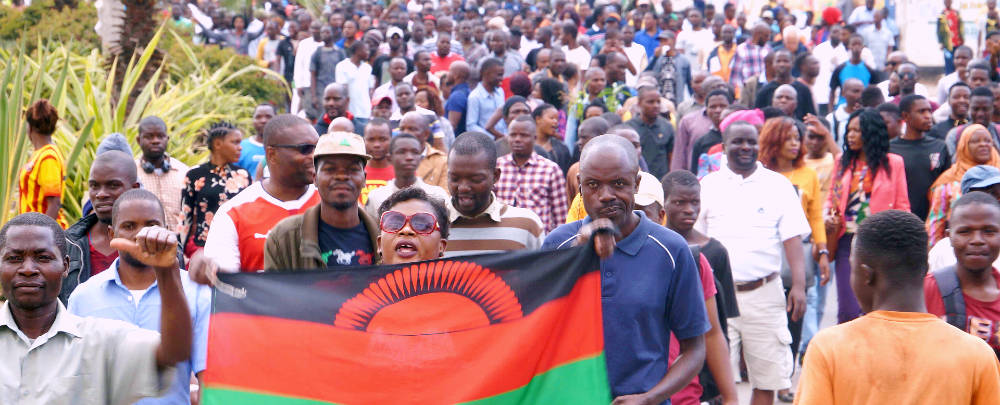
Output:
[204, 271, 604, 405]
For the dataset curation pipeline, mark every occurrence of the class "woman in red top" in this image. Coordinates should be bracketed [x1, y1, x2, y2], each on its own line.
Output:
[825, 108, 910, 323]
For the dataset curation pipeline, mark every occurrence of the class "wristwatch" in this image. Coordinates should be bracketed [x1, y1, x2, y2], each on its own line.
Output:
[818, 249, 830, 256]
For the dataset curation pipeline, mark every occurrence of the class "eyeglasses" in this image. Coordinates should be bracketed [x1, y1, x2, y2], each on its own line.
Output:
[380, 211, 440, 235]
[269, 143, 317, 155]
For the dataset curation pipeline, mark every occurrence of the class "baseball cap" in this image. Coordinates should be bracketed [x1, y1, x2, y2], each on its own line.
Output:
[387, 26, 404, 39]
[656, 30, 671, 40]
[961, 165, 1000, 193]
[372, 95, 393, 107]
[423, 14, 436, 22]
[604, 12, 621, 22]
[761, 10, 775, 19]
[315, 131, 372, 161]
[634, 172, 664, 207]
[637, 0, 651, 6]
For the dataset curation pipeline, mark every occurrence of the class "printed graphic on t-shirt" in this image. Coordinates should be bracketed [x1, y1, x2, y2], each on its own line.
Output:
[322, 249, 373, 266]
[965, 315, 1000, 351]
[929, 152, 941, 171]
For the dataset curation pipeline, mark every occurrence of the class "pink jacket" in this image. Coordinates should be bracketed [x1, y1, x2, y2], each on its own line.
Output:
[826, 153, 910, 239]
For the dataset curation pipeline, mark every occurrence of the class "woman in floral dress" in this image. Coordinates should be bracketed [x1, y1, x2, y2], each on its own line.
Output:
[181, 122, 251, 257]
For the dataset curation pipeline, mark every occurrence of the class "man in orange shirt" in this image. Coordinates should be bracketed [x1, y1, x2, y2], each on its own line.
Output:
[796, 210, 1000, 405]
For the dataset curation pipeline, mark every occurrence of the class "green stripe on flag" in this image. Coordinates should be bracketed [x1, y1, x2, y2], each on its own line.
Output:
[460, 353, 610, 405]
[202, 387, 341, 405]
[203, 353, 609, 405]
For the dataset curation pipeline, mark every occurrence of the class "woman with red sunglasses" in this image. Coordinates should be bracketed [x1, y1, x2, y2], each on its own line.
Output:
[375, 187, 451, 265]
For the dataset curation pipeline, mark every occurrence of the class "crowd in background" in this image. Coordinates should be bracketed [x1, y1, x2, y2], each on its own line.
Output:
[8, 0, 1000, 404]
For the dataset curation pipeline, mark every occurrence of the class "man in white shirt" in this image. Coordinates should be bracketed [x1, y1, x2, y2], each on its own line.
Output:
[560, 21, 591, 71]
[0, 212, 191, 404]
[335, 42, 374, 123]
[293, 21, 323, 117]
[936, 45, 973, 105]
[859, 9, 895, 70]
[371, 57, 408, 115]
[813, 24, 844, 115]
[696, 122, 810, 405]
[621, 24, 649, 88]
[676, 8, 716, 68]
[847, 0, 876, 28]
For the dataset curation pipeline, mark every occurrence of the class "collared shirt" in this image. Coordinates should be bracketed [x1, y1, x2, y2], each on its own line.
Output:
[467, 83, 506, 134]
[542, 211, 711, 399]
[444, 82, 471, 134]
[634, 29, 660, 60]
[364, 177, 450, 220]
[696, 162, 811, 281]
[334, 59, 374, 119]
[673, 110, 712, 173]
[495, 153, 569, 232]
[67, 260, 211, 405]
[0, 301, 171, 405]
[417, 145, 450, 190]
[135, 156, 190, 233]
[444, 192, 545, 257]
[627, 116, 675, 179]
[730, 41, 770, 89]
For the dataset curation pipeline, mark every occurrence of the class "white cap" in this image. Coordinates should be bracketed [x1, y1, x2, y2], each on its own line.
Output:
[634, 172, 664, 207]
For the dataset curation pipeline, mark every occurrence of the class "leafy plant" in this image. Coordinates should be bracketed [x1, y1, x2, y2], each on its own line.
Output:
[0, 24, 284, 225]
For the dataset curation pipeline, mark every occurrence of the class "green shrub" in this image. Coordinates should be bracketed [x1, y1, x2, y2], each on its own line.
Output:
[161, 28, 290, 108]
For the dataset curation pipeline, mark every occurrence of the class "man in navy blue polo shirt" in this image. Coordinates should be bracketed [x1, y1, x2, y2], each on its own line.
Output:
[542, 135, 710, 404]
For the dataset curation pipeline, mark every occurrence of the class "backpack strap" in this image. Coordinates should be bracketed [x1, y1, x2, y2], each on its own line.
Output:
[932, 265, 967, 330]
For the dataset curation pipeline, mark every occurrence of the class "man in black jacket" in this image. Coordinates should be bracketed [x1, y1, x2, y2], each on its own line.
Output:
[60, 151, 141, 303]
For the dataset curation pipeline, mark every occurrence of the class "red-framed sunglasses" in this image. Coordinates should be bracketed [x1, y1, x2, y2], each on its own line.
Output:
[379, 211, 440, 235]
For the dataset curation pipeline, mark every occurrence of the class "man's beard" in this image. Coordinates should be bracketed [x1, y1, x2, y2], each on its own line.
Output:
[121, 252, 150, 268]
[332, 200, 356, 211]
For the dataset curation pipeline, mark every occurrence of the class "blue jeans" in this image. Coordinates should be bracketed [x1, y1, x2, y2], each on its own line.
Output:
[798, 268, 830, 358]
[943, 48, 955, 75]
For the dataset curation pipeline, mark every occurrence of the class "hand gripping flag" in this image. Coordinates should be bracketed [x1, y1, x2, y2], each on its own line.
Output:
[202, 245, 610, 404]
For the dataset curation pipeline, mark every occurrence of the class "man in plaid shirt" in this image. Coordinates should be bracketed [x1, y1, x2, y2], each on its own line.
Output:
[495, 116, 569, 232]
[730, 22, 772, 91]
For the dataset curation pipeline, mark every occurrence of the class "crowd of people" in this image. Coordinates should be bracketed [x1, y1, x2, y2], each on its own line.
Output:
[7, 0, 1000, 404]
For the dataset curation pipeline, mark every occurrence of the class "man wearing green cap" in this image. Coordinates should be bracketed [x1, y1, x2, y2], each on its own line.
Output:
[264, 131, 381, 270]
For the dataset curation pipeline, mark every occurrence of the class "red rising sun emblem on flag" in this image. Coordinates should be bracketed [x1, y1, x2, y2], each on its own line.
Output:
[334, 261, 524, 334]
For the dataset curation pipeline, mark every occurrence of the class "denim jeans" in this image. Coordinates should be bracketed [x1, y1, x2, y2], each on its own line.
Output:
[798, 266, 830, 358]
[943, 48, 955, 75]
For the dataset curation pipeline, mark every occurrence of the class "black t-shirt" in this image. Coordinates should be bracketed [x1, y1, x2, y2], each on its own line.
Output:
[927, 119, 960, 140]
[318, 220, 375, 267]
[753, 80, 818, 121]
[699, 238, 739, 320]
[372, 55, 414, 87]
[889, 136, 951, 220]
[689, 128, 722, 173]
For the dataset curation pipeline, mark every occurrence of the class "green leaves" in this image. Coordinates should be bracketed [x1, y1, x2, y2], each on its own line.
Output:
[1, 25, 263, 225]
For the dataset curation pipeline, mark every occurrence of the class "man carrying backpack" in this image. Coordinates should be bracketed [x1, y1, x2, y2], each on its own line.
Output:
[925, 191, 1000, 358]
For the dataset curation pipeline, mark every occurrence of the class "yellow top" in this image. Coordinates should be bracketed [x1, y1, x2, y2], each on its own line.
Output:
[781, 165, 825, 245]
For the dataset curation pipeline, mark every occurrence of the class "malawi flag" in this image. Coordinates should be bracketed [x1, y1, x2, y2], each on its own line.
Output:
[202, 245, 610, 404]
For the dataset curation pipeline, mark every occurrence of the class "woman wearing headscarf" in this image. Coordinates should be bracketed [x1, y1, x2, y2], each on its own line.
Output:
[926, 124, 1000, 245]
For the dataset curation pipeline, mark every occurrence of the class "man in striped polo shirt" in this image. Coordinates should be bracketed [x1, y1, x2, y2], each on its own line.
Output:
[444, 132, 544, 257]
